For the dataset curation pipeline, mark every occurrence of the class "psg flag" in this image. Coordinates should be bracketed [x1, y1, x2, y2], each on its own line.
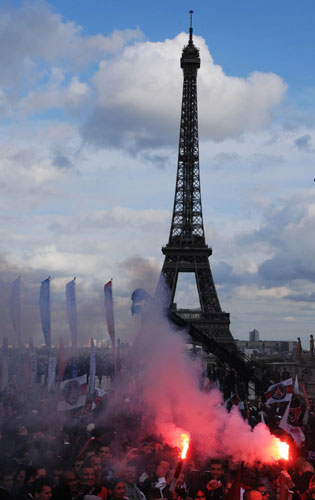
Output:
[265, 378, 293, 405]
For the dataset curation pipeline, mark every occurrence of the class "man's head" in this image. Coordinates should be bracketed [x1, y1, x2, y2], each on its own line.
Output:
[99, 445, 112, 464]
[81, 465, 96, 488]
[90, 455, 102, 476]
[74, 458, 84, 475]
[36, 467, 47, 479]
[61, 471, 77, 493]
[243, 490, 263, 500]
[32, 479, 52, 500]
[156, 460, 170, 478]
[123, 464, 137, 485]
[110, 480, 126, 499]
[210, 461, 224, 480]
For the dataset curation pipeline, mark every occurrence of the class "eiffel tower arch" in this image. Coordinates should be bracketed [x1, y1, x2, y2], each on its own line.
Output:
[155, 12, 235, 346]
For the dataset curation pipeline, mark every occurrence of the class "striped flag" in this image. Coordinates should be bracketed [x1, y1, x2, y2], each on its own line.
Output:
[104, 280, 115, 355]
[39, 277, 51, 350]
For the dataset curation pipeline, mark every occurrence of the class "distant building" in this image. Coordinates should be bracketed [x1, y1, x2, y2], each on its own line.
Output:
[249, 329, 259, 341]
[236, 339, 297, 358]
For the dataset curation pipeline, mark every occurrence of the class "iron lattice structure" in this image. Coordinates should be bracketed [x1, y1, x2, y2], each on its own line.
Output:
[156, 14, 234, 345]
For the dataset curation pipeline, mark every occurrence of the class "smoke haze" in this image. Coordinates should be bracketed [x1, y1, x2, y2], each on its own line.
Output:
[132, 304, 282, 464]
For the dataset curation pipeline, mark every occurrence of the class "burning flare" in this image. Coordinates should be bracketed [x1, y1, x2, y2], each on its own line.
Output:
[272, 438, 289, 460]
[277, 440, 289, 461]
[181, 433, 190, 459]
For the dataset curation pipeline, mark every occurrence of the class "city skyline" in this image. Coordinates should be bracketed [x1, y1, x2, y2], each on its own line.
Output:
[0, 1, 315, 347]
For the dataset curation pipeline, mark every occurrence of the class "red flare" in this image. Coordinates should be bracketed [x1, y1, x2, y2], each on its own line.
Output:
[181, 433, 190, 459]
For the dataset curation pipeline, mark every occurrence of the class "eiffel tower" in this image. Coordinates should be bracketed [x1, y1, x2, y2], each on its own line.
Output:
[156, 12, 234, 346]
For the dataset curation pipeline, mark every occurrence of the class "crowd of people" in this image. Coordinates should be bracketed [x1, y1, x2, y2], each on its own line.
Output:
[1, 371, 315, 500]
[1, 345, 315, 500]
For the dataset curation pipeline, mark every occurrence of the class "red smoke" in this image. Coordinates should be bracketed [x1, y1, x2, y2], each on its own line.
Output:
[134, 305, 285, 464]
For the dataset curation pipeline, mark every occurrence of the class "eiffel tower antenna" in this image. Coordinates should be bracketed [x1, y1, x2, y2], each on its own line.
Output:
[189, 10, 193, 42]
[155, 14, 234, 346]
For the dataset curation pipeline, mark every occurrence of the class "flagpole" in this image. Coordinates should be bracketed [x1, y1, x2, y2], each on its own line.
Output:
[104, 278, 116, 384]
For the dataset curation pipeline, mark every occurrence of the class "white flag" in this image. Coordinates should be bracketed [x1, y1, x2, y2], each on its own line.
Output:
[265, 378, 293, 405]
[294, 375, 300, 394]
[279, 402, 305, 446]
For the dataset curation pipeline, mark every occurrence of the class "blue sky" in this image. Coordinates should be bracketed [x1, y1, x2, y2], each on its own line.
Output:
[0, 0, 315, 347]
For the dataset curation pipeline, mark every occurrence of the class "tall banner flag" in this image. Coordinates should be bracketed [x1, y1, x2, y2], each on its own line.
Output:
[57, 374, 87, 411]
[104, 280, 115, 355]
[66, 278, 78, 378]
[40, 277, 51, 350]
[9, 276, 22, 349]
[265, 378, 293, 405]
[89, 338, 96, 395]
[66, 278, 77, 349]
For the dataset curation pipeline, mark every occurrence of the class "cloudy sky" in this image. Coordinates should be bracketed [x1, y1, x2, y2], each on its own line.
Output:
[1, 0, 315, 347]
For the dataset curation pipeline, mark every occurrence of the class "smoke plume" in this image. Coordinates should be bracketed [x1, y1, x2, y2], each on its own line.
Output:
[131, 304, 283, 464]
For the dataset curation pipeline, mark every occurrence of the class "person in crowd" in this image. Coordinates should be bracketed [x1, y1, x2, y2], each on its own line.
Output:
[123, 462, 146, 500]
[107, 479, 127, 500]
[78, 464, 107, 500]
[52, 470, 78, 500]
[16, 465, 38, 500]
[99, 446, 114, 481]
[74, 459, 85, 478]
[194, 487, 208, 500]
[12, 466, 28, 498]
[141, 459, 170, 497]
[205, 460, 225, 500]
[32, 479, 53, 500]
[89, 456, 103, 480]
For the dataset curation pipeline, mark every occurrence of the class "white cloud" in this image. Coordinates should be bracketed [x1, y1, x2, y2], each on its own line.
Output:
[83, 33, 287, 150]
